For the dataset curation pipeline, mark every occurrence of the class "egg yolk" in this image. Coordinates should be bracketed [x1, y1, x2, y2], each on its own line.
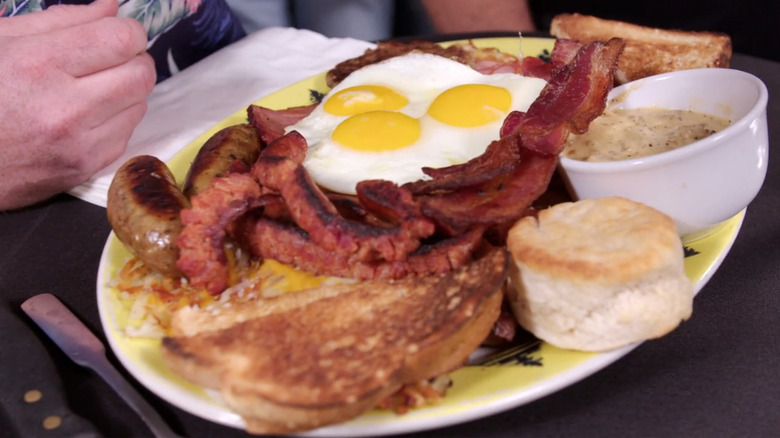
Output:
[428, 84, 512, 127]
[332, 111, 421, 151]
[324, 85, 409, 116]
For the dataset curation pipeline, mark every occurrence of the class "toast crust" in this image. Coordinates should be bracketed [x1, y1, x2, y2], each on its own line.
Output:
[161, 247, 508, 434]
[550, 13, 732, 83]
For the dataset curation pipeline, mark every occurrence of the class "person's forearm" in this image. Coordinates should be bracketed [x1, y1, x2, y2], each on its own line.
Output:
[421, 0, 536, 33]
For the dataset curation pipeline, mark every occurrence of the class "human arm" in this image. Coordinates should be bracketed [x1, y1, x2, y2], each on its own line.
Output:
[0, 0, 156, 210]
[420, 0, 536, 34]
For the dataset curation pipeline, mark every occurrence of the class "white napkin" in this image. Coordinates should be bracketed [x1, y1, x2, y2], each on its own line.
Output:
[69, 27, 374, 207]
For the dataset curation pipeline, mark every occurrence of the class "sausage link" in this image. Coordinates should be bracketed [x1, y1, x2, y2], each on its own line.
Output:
[182, 123, 261, 199]
[107, 155, 189, 277]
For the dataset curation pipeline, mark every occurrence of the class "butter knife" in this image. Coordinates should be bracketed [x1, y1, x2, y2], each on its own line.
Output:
[21, 293, 181, 438]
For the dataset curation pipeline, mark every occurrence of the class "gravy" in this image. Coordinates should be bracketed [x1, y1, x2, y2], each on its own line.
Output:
[563, 108, 730, 162]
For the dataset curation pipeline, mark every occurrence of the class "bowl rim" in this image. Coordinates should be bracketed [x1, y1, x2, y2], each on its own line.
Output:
[558, 68, 769, 174]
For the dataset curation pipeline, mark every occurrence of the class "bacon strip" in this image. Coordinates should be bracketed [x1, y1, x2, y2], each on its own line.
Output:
[356, 179, 426, 226]
[501, 38, 626, 155]
[176, 173, 264, 294]
[236, 216, 408, 280]
[418, 150, 558, 235]
[258, 129, 308, 165]
[236, 215, 485, 280]
[549, 38, 584, 72]
[404, 135, 521, 195]
[403, 227, 486, 276]
[252, 133, 436, 262]
[408, 39, 624, 235]
[519, 56, 552, 80]
[247, 104, 316, 146]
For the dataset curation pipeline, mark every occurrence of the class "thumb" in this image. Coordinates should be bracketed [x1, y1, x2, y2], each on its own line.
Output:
[0, 0, 119, 36]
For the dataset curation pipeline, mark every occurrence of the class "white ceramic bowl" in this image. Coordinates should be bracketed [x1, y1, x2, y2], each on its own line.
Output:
[558, 68, 769, 242]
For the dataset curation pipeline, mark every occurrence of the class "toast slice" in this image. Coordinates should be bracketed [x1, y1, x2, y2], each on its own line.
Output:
[550, 13, 732, 83]
[161, 247, 508, 434]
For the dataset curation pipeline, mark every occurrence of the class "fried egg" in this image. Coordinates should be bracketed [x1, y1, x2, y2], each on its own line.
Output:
[288, 53, 547, 195]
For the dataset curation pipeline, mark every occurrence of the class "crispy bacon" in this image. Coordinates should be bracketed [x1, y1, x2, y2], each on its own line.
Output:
[519, 56, 552, 80]
[257, 129, 308, 165]
[404, 135, 521, 195]
[417, 150, 558, 235]
[549, 38, 583, 72]
[501, 38, 626, 154]
[176, 173, 265, 294]
[235, 216, 408, 280]
[516, 38, 583, 83]
[356, 179, 426, 226]
[324, 193, 371, 223]
[253, 132, 436, 262]
[247, 104, 316, 146]
[236, 215, 485, 280]
[404, 227, 486, 275]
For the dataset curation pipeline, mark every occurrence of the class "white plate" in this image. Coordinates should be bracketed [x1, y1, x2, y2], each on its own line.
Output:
[97, 37, 746, 436]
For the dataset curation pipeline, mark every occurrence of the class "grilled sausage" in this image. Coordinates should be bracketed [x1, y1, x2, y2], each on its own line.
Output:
[182, 123, 261, 199]
[107, 155, 189, 277]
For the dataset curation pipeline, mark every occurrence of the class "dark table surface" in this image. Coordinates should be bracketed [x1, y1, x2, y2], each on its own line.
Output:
[1, 52, 778, 438]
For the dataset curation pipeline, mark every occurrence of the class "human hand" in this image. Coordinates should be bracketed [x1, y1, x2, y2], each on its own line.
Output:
[0, 0, 156, 210]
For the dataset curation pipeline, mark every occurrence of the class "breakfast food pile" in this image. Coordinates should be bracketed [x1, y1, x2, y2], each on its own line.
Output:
[104, 13, 734, 434]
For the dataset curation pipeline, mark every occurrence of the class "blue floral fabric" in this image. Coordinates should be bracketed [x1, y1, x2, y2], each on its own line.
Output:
[1, 0, 246, 82]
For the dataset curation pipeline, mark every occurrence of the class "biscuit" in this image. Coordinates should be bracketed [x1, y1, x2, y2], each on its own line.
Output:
[505, 197, 693, 351]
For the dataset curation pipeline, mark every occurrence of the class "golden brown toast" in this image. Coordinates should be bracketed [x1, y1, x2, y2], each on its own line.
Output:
[550, 13, 732, 83]
[161, 247, 508, 434]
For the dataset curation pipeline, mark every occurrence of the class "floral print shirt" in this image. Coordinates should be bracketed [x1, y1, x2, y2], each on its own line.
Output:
[1, 0, 246, 82]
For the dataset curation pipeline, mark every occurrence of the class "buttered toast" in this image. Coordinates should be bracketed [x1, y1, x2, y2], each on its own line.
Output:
[550, 13, 732, 83]
[161, 247, 508, 434]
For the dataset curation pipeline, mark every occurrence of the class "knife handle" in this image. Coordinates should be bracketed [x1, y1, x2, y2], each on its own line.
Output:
[1, 302, 101, 438]
[22, 294, 181, 438]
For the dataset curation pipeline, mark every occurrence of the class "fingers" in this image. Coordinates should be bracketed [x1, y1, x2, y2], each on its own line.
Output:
[82, 100, 150, 174]
[59, 99, 150, 187]
[6, 14, 156, 157]
[0, 0, 118, 37]
[74, 51, 157, 130]
[0, 97, 148, 211]
[48, 16, 149, 78]
[3, 0, 148, 78]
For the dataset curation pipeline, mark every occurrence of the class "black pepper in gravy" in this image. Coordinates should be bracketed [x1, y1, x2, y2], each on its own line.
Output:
[563, 108, 731, 162]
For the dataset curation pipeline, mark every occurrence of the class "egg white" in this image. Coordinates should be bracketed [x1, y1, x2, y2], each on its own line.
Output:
[288, 53, 547, 195]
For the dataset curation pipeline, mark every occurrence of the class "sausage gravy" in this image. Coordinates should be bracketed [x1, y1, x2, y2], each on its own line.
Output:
[563, 108, 730, 162]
